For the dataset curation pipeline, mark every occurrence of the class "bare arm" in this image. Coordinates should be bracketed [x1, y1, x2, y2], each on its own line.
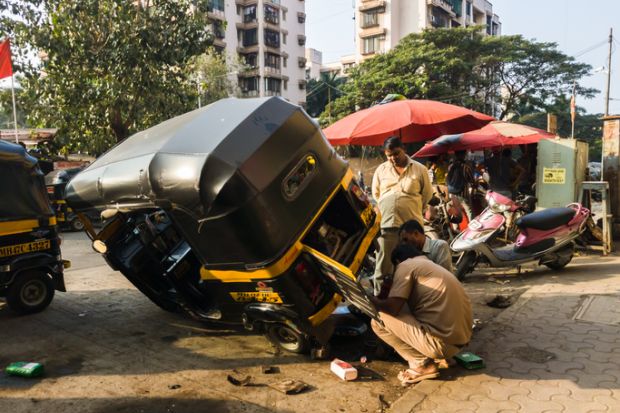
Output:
[420, 164, 433, 205]
[371, 169, 381, 202]
[369, 295, 407, 317]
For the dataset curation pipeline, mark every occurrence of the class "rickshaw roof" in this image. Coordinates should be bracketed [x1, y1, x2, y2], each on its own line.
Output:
[66, 97, 319, 213]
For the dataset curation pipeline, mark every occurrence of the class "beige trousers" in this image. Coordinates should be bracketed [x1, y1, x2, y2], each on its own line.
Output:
[373, 228, 399, 296]
[371, 308, 462, 368]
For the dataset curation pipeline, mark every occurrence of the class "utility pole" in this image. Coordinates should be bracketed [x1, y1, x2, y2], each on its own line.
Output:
[604, 28, 613, 116]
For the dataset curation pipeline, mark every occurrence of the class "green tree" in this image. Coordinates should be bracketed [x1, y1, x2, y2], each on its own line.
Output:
[305, 72, 346, 119]
[191, 47, 240, 108]
[512, 96, 603, 161]
[1, 0, 213, 155]
[323, 27, 596, 124]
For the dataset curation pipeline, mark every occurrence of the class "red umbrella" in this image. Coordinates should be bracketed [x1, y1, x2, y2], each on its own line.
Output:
[413, 121, 555, 158]
[323, 99, 495, 146]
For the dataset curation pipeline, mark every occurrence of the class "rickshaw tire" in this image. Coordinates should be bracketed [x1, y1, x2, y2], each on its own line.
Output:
[6, 270, 55, 315]
[69, 217, 85, 232]
[266, 324, 310, 354]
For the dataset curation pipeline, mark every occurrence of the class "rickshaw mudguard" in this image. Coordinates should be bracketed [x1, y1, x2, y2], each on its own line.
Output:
[1, 252, 67, 292]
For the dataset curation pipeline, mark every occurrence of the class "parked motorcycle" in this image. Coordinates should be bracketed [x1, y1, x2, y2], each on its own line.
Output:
[451, 191, 589, 281]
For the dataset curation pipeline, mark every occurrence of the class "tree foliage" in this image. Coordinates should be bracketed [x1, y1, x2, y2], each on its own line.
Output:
[305, 71, 346, 119]
[511, 96, 603, 161]
[1, 0, 214, 155]
[323, 27, 596, 126]
[192, 47, 240, 108]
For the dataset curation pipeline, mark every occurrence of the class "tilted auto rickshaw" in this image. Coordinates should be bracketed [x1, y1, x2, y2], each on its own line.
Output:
[66, 97, 381, 352]
[0, 141, 68, 314]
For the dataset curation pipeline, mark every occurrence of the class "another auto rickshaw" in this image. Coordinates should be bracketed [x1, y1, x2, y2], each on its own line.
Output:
[66, 97, 380, 352]
[0, 141, 67, 314]
[45, 168, 85, 231]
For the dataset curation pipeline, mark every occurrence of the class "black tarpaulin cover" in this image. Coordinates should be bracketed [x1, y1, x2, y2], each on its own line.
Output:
[0, 140, 53, 221]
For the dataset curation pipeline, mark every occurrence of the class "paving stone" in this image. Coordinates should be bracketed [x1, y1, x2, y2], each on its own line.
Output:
[565, 370, 618, 389]
[544, 360, 586, 375]
[592, 394, 620, 409]
[518, 380, 570, 401]
[549, 395, 608, 412]
[572, 357, 620, 375]
[507, 394, 564, 412]
[466, 399, 519, 413]
[483, 381, 529, 401]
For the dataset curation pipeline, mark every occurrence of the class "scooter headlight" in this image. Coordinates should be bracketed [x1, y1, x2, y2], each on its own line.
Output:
[488, 196, 510, 213]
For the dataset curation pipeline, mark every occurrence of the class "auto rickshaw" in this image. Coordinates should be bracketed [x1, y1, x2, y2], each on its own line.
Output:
[66, 97, 381, 352]
[0, 141, 68, 314]
[45, 168, 85, 231]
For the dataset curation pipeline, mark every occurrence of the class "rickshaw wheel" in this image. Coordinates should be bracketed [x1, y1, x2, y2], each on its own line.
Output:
[69, 217, 85, 232]
[266, 324, 310, 354]
[6, 270, 55, 315]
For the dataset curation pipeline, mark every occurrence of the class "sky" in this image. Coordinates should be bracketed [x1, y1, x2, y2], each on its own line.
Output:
[306, 0, 620, 115]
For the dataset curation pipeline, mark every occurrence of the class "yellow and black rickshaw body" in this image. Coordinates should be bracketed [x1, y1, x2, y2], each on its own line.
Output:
[0, 141, 67, 314]
[45, 168, 91, 232]
[66, 97, 380, 352]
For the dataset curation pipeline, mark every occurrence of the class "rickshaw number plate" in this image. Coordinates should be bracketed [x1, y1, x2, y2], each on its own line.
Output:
[0, 240, 51, 258]
[230, 292, 283, 304]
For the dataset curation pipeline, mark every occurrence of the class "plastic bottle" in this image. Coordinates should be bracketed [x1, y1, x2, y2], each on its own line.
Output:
[330, 358, 358, 381]
[5, 362, 44, 378]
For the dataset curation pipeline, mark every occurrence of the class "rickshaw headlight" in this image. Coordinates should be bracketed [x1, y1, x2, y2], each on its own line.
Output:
[92, 240, 107, 254]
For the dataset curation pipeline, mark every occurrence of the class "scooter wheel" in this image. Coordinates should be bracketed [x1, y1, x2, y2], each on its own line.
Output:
[266, 323, 310, 354]
[545, 253, 573, 270]
[6, 270, 55, 315]
[455, 251, 477, 281]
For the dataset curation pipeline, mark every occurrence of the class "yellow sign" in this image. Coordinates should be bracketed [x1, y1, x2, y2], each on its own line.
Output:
[542, 168, 566, 184]
[229, 291, 283, 304]
[0, 240, 51, 258]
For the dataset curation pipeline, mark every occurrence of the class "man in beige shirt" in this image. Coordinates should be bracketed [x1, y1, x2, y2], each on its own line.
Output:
[370, 243, 472, 385]
[371, 136, 433, 296]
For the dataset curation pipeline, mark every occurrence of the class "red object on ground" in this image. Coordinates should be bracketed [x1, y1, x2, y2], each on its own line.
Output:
[413, 121, 555, 158]
[323, 99, 495, 146]
[0, 39, 13, 80]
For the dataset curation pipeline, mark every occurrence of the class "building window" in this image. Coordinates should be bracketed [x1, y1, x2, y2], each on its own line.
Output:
[297, 35, 306, 46]
[282, 10, 287, 21]
[361, 11, 378, 28]
[243, 53, 258, 68]
[243, 5, 257, 23]
[265, 77, 282, 94]
[264, 52, 281, 70]
[240, 76, 259, 92]
[284, 79, 288, 90]
[466, 1, 472, 17]
[297, 12, 306, 23]
[208, 0, 224, 12]
[486, 15, 492, 35]
[243, 29, 258, 46]
[283, 57, 287, 67]
[264, 5, 279, 25]
[264, 29, 280, 48]
[362, 36, 380, 54]
[212, 20, 225, 39]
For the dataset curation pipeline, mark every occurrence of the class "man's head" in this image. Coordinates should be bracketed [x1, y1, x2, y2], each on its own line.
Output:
[502, 148, 512, 158]
[391, 243, 424, 267]
[455, 150, 467, 161]
[383, 136, 408, 168]
[399, 219, 426, 250]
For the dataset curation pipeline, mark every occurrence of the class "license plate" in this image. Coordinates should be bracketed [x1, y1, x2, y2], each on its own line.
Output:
[0, 240, 51, 258]
[229, 291, 283, 304]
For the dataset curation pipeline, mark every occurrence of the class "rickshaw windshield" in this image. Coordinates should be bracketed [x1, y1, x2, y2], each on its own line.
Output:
[0, 141, 54, 221]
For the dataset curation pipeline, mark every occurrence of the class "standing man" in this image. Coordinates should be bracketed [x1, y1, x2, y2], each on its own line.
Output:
[371, 136, 433, 296]
[399, 220, 452, 273]
[486, 148, 525, 199]
[446, 150, 475, 221]
[370, 243, 473, 385]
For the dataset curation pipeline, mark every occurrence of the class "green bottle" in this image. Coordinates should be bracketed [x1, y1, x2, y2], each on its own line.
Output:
[5, 362, 44, 378]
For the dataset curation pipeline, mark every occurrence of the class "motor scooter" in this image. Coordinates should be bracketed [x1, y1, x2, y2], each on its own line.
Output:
[451, 191, 589, 281]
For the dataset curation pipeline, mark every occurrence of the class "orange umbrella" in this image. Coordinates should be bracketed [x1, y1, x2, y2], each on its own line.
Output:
[413, 121, 555, 158]
[323, 99, 494, 146]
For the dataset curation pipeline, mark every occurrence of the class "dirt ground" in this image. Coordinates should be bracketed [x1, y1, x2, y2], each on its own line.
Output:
[0, 231, 595, 413]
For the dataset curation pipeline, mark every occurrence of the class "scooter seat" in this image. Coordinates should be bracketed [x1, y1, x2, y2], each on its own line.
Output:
[516, 207, 575, 231]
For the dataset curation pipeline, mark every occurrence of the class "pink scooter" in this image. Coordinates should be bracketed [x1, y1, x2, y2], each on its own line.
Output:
[451, 191, 590, 280]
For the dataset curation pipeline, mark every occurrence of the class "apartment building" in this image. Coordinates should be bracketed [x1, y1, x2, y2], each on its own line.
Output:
[355, 0, 500, 62]
[208, 0, 306, 106]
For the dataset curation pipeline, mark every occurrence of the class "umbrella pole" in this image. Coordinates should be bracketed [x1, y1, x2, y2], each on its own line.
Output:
[360, 146, 366, 189]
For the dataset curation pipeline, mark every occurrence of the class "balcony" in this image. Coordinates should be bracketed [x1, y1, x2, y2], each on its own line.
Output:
[241, 89, 260, 98]
[235, 0, 258, 6]
[359, 0, 386, 12]
[298, 56, 307, 68]
[264, 0, 281, 7]
[237, 45, 259, 54]
[264, 90, 281, 97]
[236, 21, 258, 30]
[297, 12, 306, 23]
[359, 27, 386, 38]
[264, 66, 282, 76]
[297, 34, 306, 46]
[298, 79, 307, 90]
[427, 0, 456, 17]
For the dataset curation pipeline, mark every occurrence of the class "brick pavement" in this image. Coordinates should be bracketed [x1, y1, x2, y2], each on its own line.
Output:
[391, 255, 620, 413]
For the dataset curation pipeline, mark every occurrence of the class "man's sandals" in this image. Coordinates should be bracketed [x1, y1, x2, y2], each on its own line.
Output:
[397, 363, 440, 386]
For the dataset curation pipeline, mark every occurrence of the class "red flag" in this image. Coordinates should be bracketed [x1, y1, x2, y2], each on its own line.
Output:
[0, 39, 14, 80]
[570, 94, 576, 123]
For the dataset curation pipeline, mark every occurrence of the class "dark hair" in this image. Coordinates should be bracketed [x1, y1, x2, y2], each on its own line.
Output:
[391, 243, 423, 266]
[383, 136, 404, 150]
[399, 219, 424, 236]
[502, 148, 512, 157]
[455, 150, 467, 160]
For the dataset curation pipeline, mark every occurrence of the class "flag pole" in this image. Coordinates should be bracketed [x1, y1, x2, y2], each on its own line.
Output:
[570, 81, 576, 139]
[10, 73, 18, 143]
